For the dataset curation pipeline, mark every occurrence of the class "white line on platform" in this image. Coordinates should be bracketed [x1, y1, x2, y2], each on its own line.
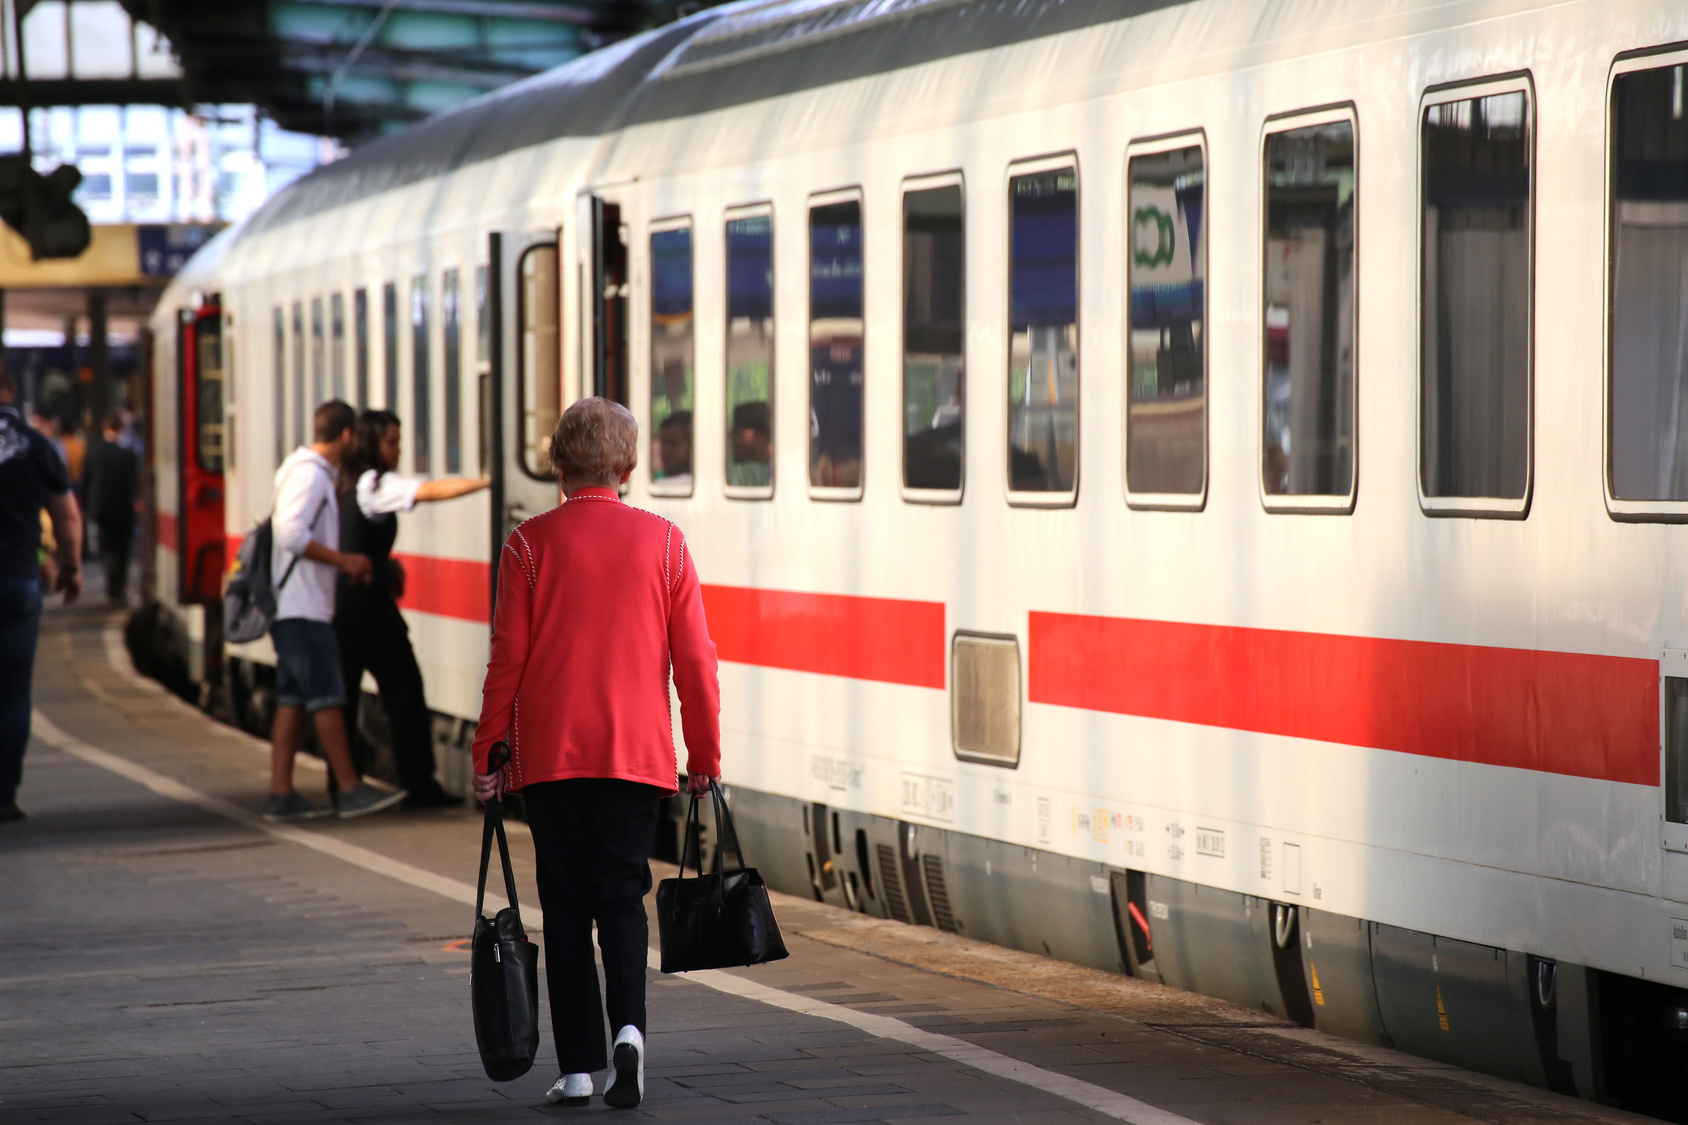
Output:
[39, 649, 1200, 1125]
[682, 962, 1201, 1125]
[29, 709, 525, 921]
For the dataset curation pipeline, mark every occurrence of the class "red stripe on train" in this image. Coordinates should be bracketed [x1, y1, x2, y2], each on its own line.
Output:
[1027, 612, 1660, 786]
[393, 552, 491, 622]
[701, 584, 946, 689]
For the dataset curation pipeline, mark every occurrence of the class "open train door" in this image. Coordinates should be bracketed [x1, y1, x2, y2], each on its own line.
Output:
[580, 192, 630, 406]
[486, 228, 562, 610]
[177, 302, 225, 606]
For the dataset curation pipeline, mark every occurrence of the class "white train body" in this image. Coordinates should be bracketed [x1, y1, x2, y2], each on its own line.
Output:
[144, 0, 1688, 1107]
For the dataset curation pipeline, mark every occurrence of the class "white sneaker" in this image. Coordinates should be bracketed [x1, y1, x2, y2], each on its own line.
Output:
[603, 1025, 644, 1109]
[545, 1072, 593, 1107]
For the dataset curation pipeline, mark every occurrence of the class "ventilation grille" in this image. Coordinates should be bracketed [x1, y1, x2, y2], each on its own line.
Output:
[923, 853, 957, 932]
[877, 843, 911, 924]
[951, 633, 1020, 766]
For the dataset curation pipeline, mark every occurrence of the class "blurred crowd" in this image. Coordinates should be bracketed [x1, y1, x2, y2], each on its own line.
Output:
[31, 403, 141, 604]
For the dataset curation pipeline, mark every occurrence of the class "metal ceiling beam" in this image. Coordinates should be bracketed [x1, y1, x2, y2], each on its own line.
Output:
[2, 78, 191, 106]
[279, 0, 603, 24]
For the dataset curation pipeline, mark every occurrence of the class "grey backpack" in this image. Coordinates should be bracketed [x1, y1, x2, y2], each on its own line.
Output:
[223, 476, 328, 643]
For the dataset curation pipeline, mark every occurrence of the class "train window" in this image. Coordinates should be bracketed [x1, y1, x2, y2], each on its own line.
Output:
[382, 282, 398, 410]
[412, 273, 431, 473]
[951, 632, 1021, 767]
[1419, 79, 1533, 514]
[310, 296, 325, 409]
[196, 314, 224, 474]
[518, 243, 559, 479]
[330, 292, 345, 401]
[443, 268, 462, 474]
[809, 192, 864, 496]
[726, 206, 774, 497]
[1263, 111, 1357, 509]
[354, 288, 369, 408]
[902, 177, 964, 499]
[1669, 673, 1688, 827]
[1609, 59, 1688, 511]
[1007, 160, 1078, 501]
[272, 306, 284, 465]
[291, 300, 304, 448]
[1126, 137, 1206, 506]
[650, 221, 694, 494]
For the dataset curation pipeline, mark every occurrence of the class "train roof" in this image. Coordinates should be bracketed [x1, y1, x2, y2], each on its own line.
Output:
[240, 0, 1193, 237]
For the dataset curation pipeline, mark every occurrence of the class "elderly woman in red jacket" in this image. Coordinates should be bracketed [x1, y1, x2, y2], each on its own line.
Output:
[472, 397, 720, 1110]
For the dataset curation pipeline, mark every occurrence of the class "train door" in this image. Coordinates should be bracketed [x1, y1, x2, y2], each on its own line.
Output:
[487, 229, 562, 604]
[177, 303, 225, 605]
[581, 193, 629, 406]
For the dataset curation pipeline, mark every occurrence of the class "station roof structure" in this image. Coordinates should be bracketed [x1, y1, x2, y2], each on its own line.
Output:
[8, 0, 680, 144]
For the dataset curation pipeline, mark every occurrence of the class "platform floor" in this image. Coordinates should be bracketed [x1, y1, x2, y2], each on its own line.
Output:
[0, 603, 1661, 1125]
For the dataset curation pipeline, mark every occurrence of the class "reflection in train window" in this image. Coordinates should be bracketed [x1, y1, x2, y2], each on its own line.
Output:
[1008, 167, 1078, 495]
[1610, 63, 1688, 503]
[903, 183, 964, 494]
[443, 268, 462, 474]
[197, 314, 224, 475]
[1420, 88, 1532, 504]
[382, 282, 398, 409]
[1127, 143, 1206, 498]
[810, 198, 864, 491]
[354, 288, 369, 408]
[330, 292, 345, 401]
[272, 306, 285, 465]
[412, 274, 431, 473]
[1264, 119, 1355, 502]
[650, 225, 694, 492]
[475, 265, 489, 476]
[310, 296, 324, 410]
[518, 243, 559, 479]
[726, 211, 774, 493]
[291, 301, 304, 448]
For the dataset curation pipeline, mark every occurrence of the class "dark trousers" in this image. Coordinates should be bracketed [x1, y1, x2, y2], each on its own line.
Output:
[334, 590, 437, 792]
[523, 778, 661, 1074]
[0, 577, 44, 808]
[97, 518, 133, 601]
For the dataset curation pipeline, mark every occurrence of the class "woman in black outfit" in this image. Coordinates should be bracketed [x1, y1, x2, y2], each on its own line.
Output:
[336, 409, 488, 807]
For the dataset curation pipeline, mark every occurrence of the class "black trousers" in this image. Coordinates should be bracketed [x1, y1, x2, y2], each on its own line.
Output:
[522, 778, 661, 1075]
[97, 518, 133, 600]
[333, 590, 437, 792]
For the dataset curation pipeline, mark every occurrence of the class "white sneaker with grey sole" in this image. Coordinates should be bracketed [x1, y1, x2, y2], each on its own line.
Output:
[545, 1072, 593, 1106]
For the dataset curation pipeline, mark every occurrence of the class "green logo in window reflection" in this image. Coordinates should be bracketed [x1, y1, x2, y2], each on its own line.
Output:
[1132, 206, 1175, 268]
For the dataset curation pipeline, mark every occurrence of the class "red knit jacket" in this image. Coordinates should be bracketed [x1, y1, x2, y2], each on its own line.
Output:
[471, 487, 721, 793]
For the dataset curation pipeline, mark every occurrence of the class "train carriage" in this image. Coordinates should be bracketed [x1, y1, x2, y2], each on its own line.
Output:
[141, 0, 1688, 1113]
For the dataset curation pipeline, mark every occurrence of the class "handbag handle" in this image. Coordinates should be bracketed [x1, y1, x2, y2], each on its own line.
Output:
[675, 779, 748, 881]
[474, 741, 526, 936]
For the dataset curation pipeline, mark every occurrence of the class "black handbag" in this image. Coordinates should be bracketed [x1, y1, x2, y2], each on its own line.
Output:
[656, 779, 789, 973]
[470, 743, 540, 1082]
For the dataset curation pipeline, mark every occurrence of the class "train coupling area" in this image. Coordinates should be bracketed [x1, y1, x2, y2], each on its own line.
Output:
[0, 603, 1658, 1125]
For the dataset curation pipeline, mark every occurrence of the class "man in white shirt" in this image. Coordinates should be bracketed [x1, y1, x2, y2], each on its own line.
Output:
[264, 400, 406, 822]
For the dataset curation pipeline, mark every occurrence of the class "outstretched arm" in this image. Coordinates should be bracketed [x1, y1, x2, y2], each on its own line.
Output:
[415, 477, 490, 503]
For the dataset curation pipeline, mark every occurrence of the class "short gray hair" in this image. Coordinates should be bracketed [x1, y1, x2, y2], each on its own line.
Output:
[550, 397, 638, 483]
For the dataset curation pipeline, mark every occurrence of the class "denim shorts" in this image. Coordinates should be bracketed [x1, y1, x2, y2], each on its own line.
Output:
[271, 618, 345, 712]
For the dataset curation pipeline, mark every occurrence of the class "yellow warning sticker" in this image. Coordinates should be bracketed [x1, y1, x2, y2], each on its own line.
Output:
[1309, 960, 1324, 1006]
[1435, 984, 1449, 1031]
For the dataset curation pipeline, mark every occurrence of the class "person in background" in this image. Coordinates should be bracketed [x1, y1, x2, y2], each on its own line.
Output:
[728, 400, 771, 486]
[655, 410, 693, 488]
[82, 414, 139, 605]
[265, 400, 406, 822]
[116, 405, 143, 457]
[336, 409, 488, 808]
[473, 397, 720, 1110]
[59, 421, 86, 497]
[0, 362, 82, 825]
[29, 411, 66, 471]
